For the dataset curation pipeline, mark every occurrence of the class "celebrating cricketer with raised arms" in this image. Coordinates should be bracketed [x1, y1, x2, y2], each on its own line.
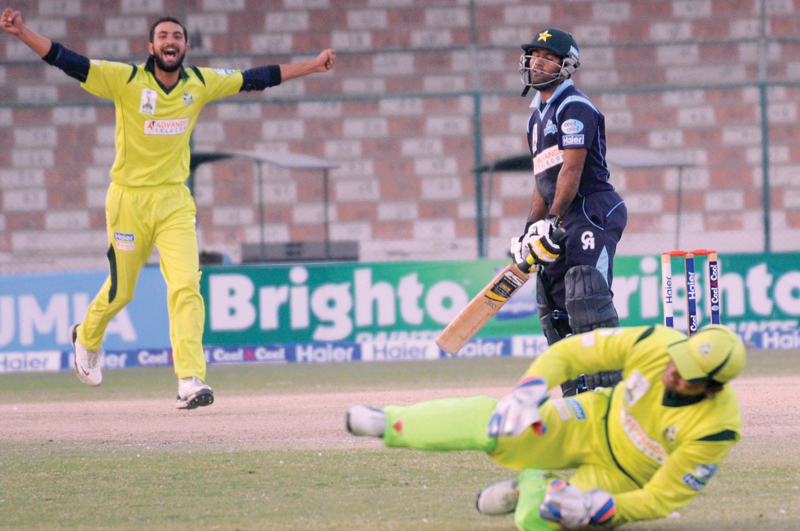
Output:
[347, 324, 745, 530]
[1, 7, 335, 409]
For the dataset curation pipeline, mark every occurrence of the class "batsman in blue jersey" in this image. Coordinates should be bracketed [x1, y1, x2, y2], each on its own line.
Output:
[509, 28, 628, 395]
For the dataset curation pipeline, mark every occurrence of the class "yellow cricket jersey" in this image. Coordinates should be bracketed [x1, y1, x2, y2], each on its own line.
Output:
[81, 57, 244, 187]
[523, 326, 742, 525]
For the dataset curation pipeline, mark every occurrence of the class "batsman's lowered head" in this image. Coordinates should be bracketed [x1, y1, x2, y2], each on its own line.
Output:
[667, 325, 746, 385]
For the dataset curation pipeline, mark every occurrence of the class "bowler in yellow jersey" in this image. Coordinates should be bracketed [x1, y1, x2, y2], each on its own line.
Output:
[346, 325, 746, 530]
[2, 7, 336, 408]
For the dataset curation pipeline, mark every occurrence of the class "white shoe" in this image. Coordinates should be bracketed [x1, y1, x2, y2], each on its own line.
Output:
[70, 324, 102, 386]
[476, 479, 519, 515]
[345, 405, 386, 437]
[175, 376, 214, 410]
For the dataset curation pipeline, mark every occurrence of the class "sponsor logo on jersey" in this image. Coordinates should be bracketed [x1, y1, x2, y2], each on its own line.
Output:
[563, 134, 585, 146]
[139, 89, 157, 115]
[561, 119, 584, 134]
[695, 464, 718, 480]
[543, 119, 557, 136]
[620, 407, 668, 465]
[214, 68, 235, 75]
[114, 232, 135, 251]
[663, 425, 679, 444]
[144, 117, 190, 136]
[682, 465, 717, 492]
[624, 370, 650, 406]
[552, 399, 573, 421]
[565, 398, 586, 420]
[533, 145, 564, 175]
[182, 90, 194, 106]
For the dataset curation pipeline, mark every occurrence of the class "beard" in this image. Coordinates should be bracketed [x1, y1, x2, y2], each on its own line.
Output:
[153, 50, 186, 73]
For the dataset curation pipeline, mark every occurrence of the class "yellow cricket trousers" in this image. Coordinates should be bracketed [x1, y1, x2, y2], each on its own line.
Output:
[383, 390, 641, 529]
[78, 182, 206, 381]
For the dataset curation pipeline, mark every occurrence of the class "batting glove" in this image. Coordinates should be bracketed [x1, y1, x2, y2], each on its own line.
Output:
[526, 217, 564, 267]
[487, 375, 549, 438]
[510, 220, 550, 265]
[539, 479, 616, 529]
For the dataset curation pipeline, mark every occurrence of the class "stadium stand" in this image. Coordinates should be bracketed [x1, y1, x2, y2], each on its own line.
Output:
[0, 0, 799, 272]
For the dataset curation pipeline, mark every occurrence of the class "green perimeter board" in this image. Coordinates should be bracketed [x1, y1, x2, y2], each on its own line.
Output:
[200, 252, 800, 346]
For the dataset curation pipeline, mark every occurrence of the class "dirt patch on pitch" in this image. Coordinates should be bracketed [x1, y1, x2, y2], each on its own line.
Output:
[0, 377, 797, 448]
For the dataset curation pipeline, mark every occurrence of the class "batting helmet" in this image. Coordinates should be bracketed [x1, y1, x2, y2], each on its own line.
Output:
[519, 28, 581, 96]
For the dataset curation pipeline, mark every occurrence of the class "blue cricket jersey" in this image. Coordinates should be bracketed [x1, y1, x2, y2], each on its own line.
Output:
[527, 79, 615, 207]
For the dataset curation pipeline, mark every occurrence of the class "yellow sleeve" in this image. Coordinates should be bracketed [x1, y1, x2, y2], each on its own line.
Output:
[197, 67, 244, 102]
[81, 60, 134, 100]
[522, 326, 652, 388]
[612, 440, 736, 524]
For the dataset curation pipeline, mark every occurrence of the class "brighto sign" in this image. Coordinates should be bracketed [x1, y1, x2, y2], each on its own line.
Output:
[208, 267, 469, 342]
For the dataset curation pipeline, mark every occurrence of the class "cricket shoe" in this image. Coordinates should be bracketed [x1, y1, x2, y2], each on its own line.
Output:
[345, 405, 385, 437]
[70, 324, 102, 386]
[175, 376, 214, 410]
[476, 479, 519, 515]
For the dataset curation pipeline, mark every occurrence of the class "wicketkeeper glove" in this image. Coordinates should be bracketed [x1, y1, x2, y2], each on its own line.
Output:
[526, 216, 564, 267]
[487, 375, 549, 438]
[538, 479, 616, 529]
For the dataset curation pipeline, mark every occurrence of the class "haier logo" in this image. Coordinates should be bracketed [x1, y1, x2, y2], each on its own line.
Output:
[0, 351, 61, 372]
[452, 339, 508, 358]
[362, 341, 438, 361]
[295, 343, 356, 363]
[511, 335, 549, 357]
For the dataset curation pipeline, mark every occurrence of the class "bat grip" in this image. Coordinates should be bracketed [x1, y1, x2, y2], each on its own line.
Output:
[517, 227, 565, 273]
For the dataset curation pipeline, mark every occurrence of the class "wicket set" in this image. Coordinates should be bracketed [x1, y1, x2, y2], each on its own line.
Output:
[661, 249, 721, 335]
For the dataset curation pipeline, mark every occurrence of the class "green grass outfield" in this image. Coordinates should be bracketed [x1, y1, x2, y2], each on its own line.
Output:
[0, 350, 798, 530]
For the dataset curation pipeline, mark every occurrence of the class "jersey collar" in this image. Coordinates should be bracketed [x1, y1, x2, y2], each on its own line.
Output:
[145, 56, 189, 94]
[529, 78, 574, 110]
[662, 389, 707, 407]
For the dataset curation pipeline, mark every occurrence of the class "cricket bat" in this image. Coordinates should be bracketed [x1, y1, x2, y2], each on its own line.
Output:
[436, 260, 534, 355]
[436, 227, 563, 355]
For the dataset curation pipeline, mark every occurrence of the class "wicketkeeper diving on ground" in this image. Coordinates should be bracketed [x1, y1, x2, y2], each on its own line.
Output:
[346, 325, 745, 530]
